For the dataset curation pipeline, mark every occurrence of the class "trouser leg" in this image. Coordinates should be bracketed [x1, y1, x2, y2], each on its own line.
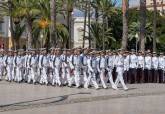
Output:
[74, 68, 80, 87]
[112, 67, 117, 82]
[18, 68, 22, 82]
[83, 68, 88, 83]
[100, 69, 107, 88]
[118, 71, 128, 90]
[55, 68, 61, 86]
[66, 68, 71, 86]
[128, 69, 132, 84]
[148, 70, 152, 83]
[158, 69, 163, 83]
[84, 72, 91, 88]
[123, 70, 128, 84]
[43, 67, 48, 85]
[61, 67, 66, 84]
[108, 70, 117, 88]
[91, 72, 99, 89]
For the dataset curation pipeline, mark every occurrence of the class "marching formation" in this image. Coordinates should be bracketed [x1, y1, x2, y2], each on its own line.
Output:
[0, 48, 165, 90]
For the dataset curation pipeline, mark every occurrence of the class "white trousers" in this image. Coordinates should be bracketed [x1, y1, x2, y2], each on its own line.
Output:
[61, 67, 67, 84]
[74, 67, 80, 87]
[66, 67, 72, 85]
[82, 66, 88, 83]
[115, 67, 128, 90]
[54, 67, 61, 86]
[85, 70, 99, 89]
[6, 65, 13, 81]
[0, 65, 3, 80]
[100, 68, 107, 88]
[40, 67, 48, 84]
[107, 68, 117, 88]
[15, 67, 22, 82]
[28, 67, 37, 83]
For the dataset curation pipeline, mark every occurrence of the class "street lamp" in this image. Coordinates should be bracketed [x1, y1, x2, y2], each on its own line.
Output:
[40, 34, 43, 48]
[135, 33, 138, 54]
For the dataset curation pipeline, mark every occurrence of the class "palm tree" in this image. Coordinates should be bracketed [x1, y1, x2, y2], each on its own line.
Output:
[65, 0, 74, 49]
[50, 0, 57, 47]
[90, 22, 116, 49]
[153, 0, 157, 52]
[139, 0, 146, 52]
[88, 0, 91, 48]
[13, 0, 41, 49]
[121, 0, 129, 50]
[93, 0, 117, 50]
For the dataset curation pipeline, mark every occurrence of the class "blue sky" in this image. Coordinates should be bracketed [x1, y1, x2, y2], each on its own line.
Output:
[116, 0, 139, 7]
[74, 0, 140, 17]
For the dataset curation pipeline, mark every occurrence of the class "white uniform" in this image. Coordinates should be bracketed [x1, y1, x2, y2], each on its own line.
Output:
[67, 55, 74, 86]
[106, 55, 117, 89]
[0, 55, 4, 79]
[49, 54, 55, 85]
[15, 56, 24, 82]
[6, 56, 14, 81]
[29, 55, 38, 83]
[129, 54, 138, 69]
[145, 56, 152, 70]
[98, 56, 107, 89]
[152, 56, 159, 70]
[27, 54, 32, 82]
[61, 54, 67, 84]
[73, 55, 81, 88]
[158, 56, 165, 70]
[124, 55, 130, 71]
[54, 55, 62, 86]
[81, 54, 88, 83]
[138, 56, 145, 69]
[115, 54, 128, 90]
[84, 56, 99, 89]
[40, 55, 49, 85]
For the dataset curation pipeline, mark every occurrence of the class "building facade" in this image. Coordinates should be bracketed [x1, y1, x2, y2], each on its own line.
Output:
[146, 0, 165, 14]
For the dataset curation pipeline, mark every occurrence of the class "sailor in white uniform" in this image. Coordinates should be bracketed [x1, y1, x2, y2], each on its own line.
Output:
[30, 49, 38, 84]
[84, 51, 99, 89]
[40, 48, 49, 85]
[106, 50, 118, 90]
[6, 50, 14, 82]
[115, 50, 128, 90]
[98, 51, 107, 89]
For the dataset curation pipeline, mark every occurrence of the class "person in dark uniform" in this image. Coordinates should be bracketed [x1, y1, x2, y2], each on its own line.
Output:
[158, 53, 165, 83]
[137, 51, 145, 83]
[152, 52, 159, 83]
[144, 51, 152, 83]
[129, 49, 138, 84]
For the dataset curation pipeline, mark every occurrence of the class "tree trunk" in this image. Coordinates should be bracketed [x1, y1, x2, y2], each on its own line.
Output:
[102, 14, 105, 51]
[83, 1, 88, 48]
[27, 19, 33, 49]
[8, 0, 14, 49]
[88, 1, 91, 48]
[121, 0, 129, 50]
[50, 0, 57, 48]
[67, 11, 72, 49]
[93, 8, 99, 48]
[140, 0, 146, 52]
[153, 0, 157, 52]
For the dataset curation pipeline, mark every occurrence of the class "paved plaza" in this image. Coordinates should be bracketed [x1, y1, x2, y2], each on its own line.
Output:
[0, 81, 165, 114]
